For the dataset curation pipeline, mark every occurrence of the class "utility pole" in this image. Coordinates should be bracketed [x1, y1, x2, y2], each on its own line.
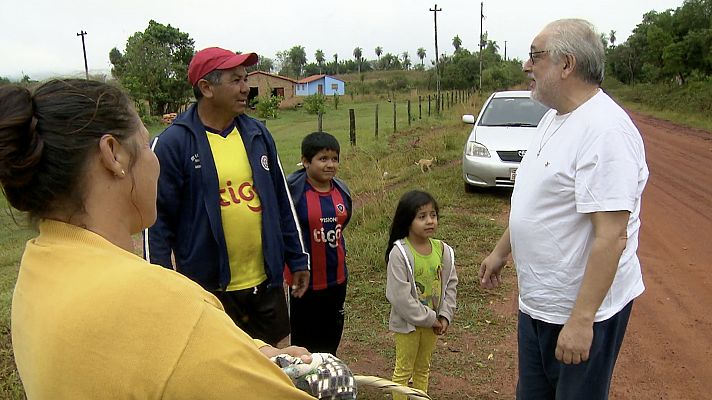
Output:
[76, 30, 89, 80]
[504, 40, 508, 61]
[430, 4, 442, 113]
[478, 2, 484, 91]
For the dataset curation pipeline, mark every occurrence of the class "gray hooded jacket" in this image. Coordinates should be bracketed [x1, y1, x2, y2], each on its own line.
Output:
[386, 239, 458, 333]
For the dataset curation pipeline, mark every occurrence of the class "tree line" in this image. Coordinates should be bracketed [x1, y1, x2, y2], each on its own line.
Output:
[5, 1, 707, 117]
[605, 0, 711, 84]
[100, 19, 527, 116]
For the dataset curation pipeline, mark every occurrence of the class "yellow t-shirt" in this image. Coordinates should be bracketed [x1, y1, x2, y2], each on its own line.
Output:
[207, 127, 266, 290]
[11, 220, 313, 399]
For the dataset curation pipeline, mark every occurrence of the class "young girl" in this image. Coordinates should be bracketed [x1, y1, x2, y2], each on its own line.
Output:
[384, 190, 458, 399]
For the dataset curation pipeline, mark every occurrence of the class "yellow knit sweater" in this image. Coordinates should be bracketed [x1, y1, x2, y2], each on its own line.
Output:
[12, 220, 312, 399]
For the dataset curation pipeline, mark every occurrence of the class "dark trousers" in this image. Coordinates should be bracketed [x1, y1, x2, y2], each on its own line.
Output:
[290, 282, 347, 356]
[212, 280, 290, 347]
[517, 301, 634, 400]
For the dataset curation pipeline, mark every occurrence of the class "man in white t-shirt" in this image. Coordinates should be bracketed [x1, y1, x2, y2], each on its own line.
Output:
[479, 19, 648, 400]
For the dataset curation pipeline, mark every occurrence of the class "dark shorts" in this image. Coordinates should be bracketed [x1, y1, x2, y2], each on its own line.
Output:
[212, 280, 290, 347]
[517, 301, 634, 400]
[290, 282, 347, 355]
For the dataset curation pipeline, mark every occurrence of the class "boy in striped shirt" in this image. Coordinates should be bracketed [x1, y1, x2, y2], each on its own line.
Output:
[286, 132, 352, 355]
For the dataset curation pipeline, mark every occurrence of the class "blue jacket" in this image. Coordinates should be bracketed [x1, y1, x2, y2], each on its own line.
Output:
[286, 168, 353, 216]
[144, 104, 309, 291]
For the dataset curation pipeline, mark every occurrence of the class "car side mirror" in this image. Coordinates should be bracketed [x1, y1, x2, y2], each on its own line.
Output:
[462, 115, 475, 124]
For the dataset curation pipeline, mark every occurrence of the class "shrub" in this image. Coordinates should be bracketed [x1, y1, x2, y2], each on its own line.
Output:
[303, 94, 327, 115]
[253, 95, 283, 119]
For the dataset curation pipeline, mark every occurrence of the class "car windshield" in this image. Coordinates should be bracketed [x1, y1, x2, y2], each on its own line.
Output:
[478, 97, 549, 127]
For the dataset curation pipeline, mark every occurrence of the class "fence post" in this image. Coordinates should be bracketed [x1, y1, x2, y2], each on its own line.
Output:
[393, 101, 397, 133]
[349, 109, 356, 146]
[407, 100, 411, 126]
[419, 96, 422, 119]
[375, 104, 379, 138]
[428, 95, 431, 117]
[317, 112, 323, 132]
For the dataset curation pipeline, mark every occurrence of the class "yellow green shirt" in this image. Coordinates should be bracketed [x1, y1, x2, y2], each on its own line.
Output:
[405, 238, 443, 310]
[207, 127, 266, 290]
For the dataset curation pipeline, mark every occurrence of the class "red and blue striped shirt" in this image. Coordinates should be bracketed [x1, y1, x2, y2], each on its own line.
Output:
[294, 181, 351, 290]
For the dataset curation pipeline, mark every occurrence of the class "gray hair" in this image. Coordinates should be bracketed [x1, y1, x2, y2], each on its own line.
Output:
[192, 69, 225, 100]
[544, 19, 605, 85]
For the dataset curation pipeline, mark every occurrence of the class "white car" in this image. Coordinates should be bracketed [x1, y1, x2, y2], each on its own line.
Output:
[462, 90, 549, 190]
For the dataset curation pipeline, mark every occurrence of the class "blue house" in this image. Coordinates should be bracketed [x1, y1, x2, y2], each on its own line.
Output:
[295, 74, 345, 96]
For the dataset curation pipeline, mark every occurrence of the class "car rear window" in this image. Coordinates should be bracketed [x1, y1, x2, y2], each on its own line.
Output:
[478, 97, 549, 127]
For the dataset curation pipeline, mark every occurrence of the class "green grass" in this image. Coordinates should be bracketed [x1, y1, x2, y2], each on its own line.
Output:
[0, 199, 35, 399]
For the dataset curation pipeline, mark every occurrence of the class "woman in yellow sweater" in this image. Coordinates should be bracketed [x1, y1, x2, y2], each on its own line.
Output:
[0, 79, 314, 399]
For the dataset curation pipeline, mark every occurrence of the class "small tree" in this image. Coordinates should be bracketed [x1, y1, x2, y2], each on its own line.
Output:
[109, 20, 194, 115]
[253, 94, 283, 119]
[303, 94, 327, 115]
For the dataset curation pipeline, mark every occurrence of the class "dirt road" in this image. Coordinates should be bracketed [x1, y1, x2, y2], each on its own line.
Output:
[609, 112, 712, 399]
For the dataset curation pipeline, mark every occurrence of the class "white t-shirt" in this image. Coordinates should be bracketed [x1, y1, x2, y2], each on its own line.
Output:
[510, 90, 648, 324]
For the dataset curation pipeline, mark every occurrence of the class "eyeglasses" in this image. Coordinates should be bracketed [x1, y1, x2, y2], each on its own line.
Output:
[528, 50, 549, 64]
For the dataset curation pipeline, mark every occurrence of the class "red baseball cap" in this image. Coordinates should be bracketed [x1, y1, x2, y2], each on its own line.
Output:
[188, 47, 259, 85]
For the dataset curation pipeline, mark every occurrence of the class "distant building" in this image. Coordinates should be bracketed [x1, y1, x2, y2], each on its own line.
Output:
[296, 74, 345, 96]
[247, 71, 297, 105]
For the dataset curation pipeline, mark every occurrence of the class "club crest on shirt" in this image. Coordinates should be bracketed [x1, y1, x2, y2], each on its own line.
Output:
[336, 203, 346, 215]
[260, 155, 269, 171]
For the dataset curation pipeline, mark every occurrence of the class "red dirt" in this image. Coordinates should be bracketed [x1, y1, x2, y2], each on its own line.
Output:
[609, 112, 712, 400]
[341, 111, 712, 399]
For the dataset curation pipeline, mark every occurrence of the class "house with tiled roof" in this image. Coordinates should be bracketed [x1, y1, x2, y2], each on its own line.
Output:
[295, 74, 345, 96]
[247, 71, 297, 105]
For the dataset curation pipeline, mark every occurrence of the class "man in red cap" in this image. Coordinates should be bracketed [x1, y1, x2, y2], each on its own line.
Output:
[145, 47, 310, 348]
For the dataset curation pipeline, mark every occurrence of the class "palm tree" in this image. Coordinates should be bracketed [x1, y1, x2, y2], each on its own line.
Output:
[315, 49, 325, 74]
[402, 51, 411, 70]
[417, 47, 426, 67]
[452, 35, 462, 52]
[375, 46, 383, 61]
[353, 47, 363, 74]
[333, 53, 338, 74]
[609, 30, 617, 48]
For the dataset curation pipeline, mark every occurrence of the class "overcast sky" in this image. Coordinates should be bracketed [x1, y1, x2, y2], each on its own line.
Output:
[1, 0, 683, 80]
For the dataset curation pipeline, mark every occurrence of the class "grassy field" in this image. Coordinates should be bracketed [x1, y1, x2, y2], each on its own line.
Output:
[0, 199, 34, 398]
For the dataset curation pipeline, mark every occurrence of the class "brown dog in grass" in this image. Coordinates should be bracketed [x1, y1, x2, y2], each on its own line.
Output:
[415, 157, 437, 173]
